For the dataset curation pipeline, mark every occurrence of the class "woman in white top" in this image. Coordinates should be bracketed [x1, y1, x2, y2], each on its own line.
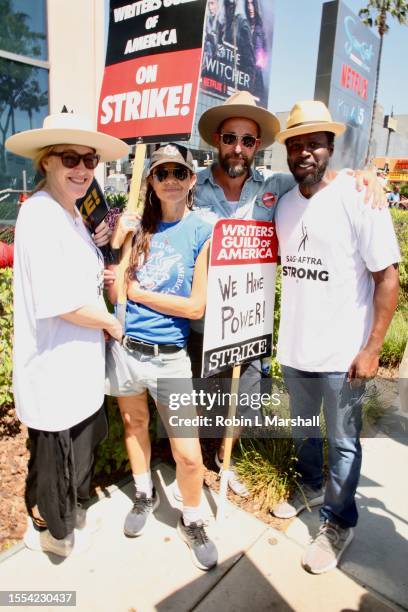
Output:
[5, 112, 128, 557]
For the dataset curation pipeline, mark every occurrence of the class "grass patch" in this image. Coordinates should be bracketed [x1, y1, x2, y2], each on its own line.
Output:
[380, 310, 408, 367]
[234, 438, 299, 512]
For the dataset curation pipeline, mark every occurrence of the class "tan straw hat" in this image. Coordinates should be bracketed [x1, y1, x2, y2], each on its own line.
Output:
[5, 111, 129, 162]
[276, 100, 345, 144]
[198, 91, 280, 150]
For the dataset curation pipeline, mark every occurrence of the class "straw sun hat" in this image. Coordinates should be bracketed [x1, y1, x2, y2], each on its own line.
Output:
[5, 111, 129, 162]
[276, 100, 345, 144]
[198, 90, 281, 150]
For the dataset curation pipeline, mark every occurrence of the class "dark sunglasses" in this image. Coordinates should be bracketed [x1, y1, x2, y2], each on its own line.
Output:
[220, 132, 259, 148]
[48, 151, 100, 169]
[152, 166, 190, 182]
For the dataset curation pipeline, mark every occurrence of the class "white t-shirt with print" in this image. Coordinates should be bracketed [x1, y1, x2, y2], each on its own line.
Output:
[276, 174, 400, 372]
[13, 191, 106, 431]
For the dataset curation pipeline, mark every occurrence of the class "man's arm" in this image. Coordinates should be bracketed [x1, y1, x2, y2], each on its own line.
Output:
[348, 264, 399, 380]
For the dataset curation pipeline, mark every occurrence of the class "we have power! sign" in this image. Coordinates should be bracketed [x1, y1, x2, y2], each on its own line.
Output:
[202, 220, 278, 377]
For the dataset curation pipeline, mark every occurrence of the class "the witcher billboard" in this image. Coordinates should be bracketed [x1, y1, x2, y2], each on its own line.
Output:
[200, 0, 275, 108]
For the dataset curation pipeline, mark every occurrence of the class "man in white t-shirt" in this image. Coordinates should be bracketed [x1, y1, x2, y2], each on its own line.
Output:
[272, 101, 400, 574]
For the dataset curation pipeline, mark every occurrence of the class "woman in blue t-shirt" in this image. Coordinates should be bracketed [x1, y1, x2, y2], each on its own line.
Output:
[107, 143, 217, 571]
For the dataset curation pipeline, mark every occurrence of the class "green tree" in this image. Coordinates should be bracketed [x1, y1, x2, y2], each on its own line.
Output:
[359, 0, 408, 164]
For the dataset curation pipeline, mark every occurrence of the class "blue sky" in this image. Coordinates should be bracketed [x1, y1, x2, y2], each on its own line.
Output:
[269, 0, 408, 115]
[104, 0, 407, 116]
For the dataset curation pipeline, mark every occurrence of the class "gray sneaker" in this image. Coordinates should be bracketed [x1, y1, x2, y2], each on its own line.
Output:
[124, 488, 160, 537]
[272, 485, 324, 519]
[177, 518, 218, 570]
[302, 521, 354, 574]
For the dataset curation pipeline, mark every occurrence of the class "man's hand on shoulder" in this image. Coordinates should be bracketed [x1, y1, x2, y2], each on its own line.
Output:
[348, 348, 380, 382]
[347, 168, 387, 209]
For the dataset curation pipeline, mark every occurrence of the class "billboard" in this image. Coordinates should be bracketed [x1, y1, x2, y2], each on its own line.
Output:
[200, 0, 275, 108]
[314, 0, 380, 168]
[98, 0, 207, 144]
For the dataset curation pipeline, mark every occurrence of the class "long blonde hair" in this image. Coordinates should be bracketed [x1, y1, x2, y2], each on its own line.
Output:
[30, 145, 55, 195]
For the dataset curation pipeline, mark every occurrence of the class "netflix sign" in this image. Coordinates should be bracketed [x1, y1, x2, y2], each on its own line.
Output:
[315, 0, 380, 168]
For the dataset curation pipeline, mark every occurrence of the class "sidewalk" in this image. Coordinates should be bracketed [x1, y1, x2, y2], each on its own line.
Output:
[0, 437, 406, 612]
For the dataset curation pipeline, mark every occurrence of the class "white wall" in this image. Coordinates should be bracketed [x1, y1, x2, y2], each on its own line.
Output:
[47, 0, 106, 181]
[47, 0, 105, 123]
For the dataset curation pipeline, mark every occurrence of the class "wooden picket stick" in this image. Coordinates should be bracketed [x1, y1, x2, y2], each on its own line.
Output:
[116, 143, 146, 306]
[217, 364, 241, 521]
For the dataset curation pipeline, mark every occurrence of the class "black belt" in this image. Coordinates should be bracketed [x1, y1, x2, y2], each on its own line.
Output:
[123, 335, 183, 356]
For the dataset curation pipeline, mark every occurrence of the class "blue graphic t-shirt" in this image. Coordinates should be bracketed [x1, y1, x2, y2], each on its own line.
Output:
[126, 212, 212, 346]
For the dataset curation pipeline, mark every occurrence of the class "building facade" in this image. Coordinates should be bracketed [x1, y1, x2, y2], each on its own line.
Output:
[0, 0, 105, 225]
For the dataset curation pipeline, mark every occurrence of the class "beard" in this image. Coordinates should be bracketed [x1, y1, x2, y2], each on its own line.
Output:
[288, 156, 329, 186]
[219, 151, 252, 178]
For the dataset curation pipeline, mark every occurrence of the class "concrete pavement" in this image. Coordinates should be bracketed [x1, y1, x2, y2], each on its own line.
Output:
[0, 449, 406, 612]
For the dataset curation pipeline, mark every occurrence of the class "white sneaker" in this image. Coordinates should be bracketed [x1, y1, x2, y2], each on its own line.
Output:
[215, 453, 250, 498]
[24, 521, 91, 557]
[302, 522, 354, 574]
[272, 485, 324, 519]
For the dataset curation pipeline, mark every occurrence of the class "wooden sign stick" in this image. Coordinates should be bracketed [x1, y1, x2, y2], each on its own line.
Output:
[116, 143, 146, 309]
[217, 364, 241, 522]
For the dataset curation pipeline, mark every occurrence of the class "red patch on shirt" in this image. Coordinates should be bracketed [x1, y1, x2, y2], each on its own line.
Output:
[262, 192, 277, 207]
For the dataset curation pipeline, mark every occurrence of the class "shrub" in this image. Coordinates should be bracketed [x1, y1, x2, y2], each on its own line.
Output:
[391, 208, 408, 298]
[271, 267, 282, 379]
[235, 438, 298, 512]
[0, 268, 19, 436]
[94, 397, 129, 476]
[380, 310, 408, 367]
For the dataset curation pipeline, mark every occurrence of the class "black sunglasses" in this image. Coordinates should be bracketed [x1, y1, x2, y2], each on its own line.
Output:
[220, 132, 259, 148]
[48, 151, 100, 170]
[153, 166, 190, 182]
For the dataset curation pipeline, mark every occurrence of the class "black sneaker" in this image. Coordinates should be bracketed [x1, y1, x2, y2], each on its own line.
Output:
[124, 488, 160, 537]
[177, 518, 218, 570]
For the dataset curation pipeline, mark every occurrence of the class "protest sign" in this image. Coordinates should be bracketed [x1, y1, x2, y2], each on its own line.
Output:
[76, 178, 109, 230]
[98, 0, 207, 143]
[76, 179, 118, 264]
[202, 219, 278, 377]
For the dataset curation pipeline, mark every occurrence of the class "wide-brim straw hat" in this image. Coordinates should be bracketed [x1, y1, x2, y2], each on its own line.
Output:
[5, 112, 129, 162]
[276, 100, 345, 144]
[198, 90, 280, 150]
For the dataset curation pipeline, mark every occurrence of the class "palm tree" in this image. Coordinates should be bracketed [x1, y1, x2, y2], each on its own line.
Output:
[359, 0, 408, 164]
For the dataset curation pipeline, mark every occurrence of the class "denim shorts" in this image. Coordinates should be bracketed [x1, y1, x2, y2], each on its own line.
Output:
[111, 346, 193, 404]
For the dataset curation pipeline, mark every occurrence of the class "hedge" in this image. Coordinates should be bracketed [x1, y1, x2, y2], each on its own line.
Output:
[0, 268, 19, 436]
